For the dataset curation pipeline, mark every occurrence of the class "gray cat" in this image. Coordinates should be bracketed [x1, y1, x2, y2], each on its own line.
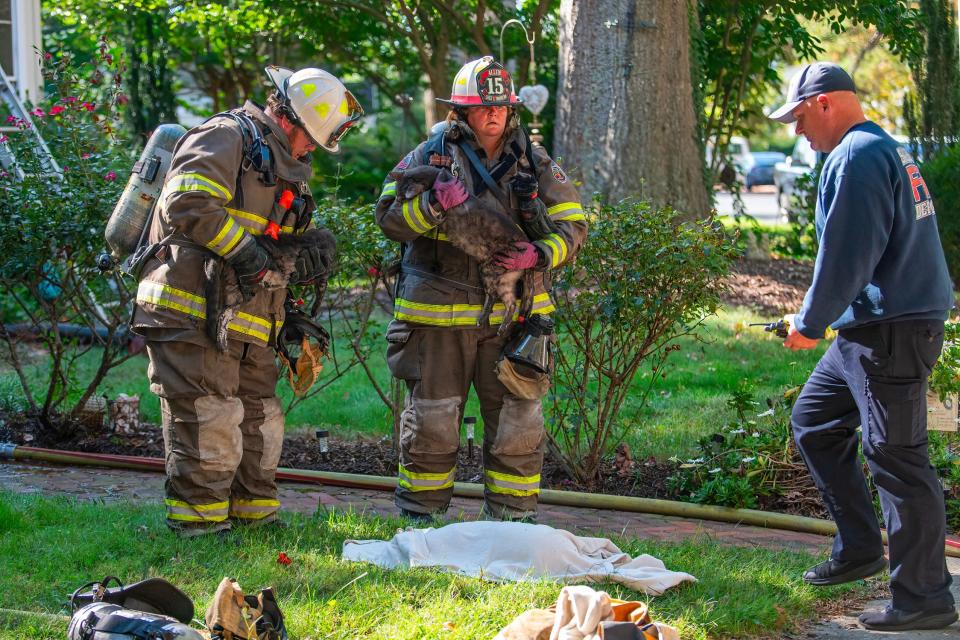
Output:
[205, 227, 336, 352]
[390, 164, 532, 333]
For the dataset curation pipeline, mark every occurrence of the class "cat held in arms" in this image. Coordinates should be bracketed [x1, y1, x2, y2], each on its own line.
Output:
[204, 227, 336, 352]
[390, 164, 533, 333]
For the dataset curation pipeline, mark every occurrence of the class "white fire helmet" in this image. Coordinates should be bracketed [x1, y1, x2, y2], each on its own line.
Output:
[437, 56, 522, 107]
[265, 65, 364, 153]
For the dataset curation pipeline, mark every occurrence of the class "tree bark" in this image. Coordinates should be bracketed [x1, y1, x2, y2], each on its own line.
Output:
[555, 0, 709, 217]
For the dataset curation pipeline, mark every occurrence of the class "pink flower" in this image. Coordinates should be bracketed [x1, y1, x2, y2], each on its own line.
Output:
[64, 96, 78, 103]
[43, 52, 52, 61]
[81, 152, 91, 159]
[0, 135, 7, 144]
[81, 102, 95, 112]
[104, 170, 117, 181]
[49, 105, 65, 116]
[4, 115, 15, 124]
[31, 108, 45, 118]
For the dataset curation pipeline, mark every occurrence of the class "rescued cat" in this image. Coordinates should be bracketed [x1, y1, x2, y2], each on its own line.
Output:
[205, 227, 336, 352]
[390, 164, 532, 333]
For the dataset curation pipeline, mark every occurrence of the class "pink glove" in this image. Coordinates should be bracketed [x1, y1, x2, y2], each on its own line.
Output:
[432, 172, 469, 210]
[495, 241, 540, 270]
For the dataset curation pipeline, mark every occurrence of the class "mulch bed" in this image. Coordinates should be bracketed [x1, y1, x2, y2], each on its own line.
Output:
[0, 257, 827, 518]
[722, 257, 813, 315]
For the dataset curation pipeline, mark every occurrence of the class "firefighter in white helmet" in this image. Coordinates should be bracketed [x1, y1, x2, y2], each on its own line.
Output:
[376, 56, 587, 521]
[132, 66, 362, 537]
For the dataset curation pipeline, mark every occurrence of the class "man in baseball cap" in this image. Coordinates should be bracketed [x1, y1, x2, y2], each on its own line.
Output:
[771, 61, 957, 632]
[769, 62, 857, 123]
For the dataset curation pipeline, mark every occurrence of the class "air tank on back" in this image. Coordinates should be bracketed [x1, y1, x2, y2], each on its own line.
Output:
[104, 123, 187, 259]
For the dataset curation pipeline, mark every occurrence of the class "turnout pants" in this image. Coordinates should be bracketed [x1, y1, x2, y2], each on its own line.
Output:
[145, 336, 284, 534]
[387, 324, 546, 519]
[792, 319, 954, 611]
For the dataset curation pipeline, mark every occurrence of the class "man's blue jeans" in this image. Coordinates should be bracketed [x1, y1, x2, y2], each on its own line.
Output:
[792, 319, 954, 611]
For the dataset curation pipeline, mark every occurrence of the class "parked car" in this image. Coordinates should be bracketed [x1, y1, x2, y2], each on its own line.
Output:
[706, 135, 751, 185]
[743, 151, 786, 190]
[774, 137, 824, 222]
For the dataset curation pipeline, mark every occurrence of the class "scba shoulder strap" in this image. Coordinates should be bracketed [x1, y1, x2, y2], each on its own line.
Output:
[206, 110, 277, 206]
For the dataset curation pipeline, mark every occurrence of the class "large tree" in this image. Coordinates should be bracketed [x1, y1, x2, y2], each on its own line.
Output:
[554, 0, 710, 216]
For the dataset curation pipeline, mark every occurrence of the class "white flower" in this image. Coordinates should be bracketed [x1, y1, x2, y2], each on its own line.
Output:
[757, 408, 775, 418]
[709, 467, 722, 474]
[752, 432, 760, 438]
[729, 428, 746, 435]
[741, 456, 756, 463]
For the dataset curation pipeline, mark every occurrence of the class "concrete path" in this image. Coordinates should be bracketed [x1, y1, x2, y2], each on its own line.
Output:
[804, 563, 960, 639]
[3, 459, 959, 638]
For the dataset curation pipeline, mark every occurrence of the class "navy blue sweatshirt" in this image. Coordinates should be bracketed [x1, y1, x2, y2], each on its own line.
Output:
[794, 121, 953, 339]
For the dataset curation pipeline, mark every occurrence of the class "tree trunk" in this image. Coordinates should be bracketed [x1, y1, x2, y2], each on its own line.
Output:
[555, 0, 710, 217]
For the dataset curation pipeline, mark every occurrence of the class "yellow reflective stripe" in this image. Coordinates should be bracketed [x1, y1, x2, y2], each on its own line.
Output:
[232, 498, 281, 507]
[381, 181, 397, 198]
[229, 498, 281, 519]
[225, 208, 295, 237]
[541, 234, 567, 267]
[165, 498, 229, 522]
[402, 197, 435, 234]
[394, 293, 554, 326]
[227, 207, 268, 226]
[547, 202, 585, 221]
[425, 227, 449, 242]
[398, 464, 456, 491]
[485, 469, 541, 497]
[206, 216, 247, 257]
[166, 172, 232, 200]
[227, 312, 272, 342]
[137, 281, 206, 319]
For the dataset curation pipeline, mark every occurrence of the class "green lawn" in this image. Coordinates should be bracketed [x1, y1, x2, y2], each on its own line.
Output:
[0, 491, 863, 640]
[0, 306, 825, 459]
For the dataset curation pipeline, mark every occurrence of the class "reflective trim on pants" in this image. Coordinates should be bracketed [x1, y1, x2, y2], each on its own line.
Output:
[229, 498, 281, 520]
[165, 498, 229, 523]
[484, 469, 541, 497]
[398, 464, 456, 492]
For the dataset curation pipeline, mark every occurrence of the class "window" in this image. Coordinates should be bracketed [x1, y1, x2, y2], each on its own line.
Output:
[0, 0, 13, 77]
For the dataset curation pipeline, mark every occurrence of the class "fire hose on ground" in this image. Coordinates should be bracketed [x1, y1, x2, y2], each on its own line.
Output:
[2, 443, 959, 558]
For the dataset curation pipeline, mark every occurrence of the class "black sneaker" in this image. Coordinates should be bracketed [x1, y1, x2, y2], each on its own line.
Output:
[858, 605, 958, 631]
[802, 556, 887, 586]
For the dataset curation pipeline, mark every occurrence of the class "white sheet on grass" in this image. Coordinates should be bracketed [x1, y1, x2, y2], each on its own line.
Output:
[341, 521, 696, 594]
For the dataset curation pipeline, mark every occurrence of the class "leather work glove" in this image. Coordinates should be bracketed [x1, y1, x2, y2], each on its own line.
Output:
[229, 239, 275, 298]
[292, 243, 332, 285]
[432, 171, 469, 211]
[510, 171, 539, 208]
[495, 241, 540, 271]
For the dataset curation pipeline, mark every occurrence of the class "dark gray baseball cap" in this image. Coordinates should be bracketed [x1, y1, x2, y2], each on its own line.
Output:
[769, 62, 857, 123]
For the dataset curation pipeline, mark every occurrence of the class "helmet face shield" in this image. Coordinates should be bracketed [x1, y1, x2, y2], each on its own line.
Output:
[326, 90, 364, 148]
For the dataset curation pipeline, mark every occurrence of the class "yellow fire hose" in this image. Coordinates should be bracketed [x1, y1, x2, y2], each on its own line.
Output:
[2, 443, 958, 558]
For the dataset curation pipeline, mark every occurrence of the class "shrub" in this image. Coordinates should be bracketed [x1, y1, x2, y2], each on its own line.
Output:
[548, 200, 739, 484]
[0, 46, 132, 427]
[289, 200, 403, 441]
[665, 383, 806, 509]
[923, 144, 960, 282]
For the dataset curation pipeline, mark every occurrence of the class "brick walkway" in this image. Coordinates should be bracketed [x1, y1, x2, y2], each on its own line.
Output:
[1, 459, 830, 554]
